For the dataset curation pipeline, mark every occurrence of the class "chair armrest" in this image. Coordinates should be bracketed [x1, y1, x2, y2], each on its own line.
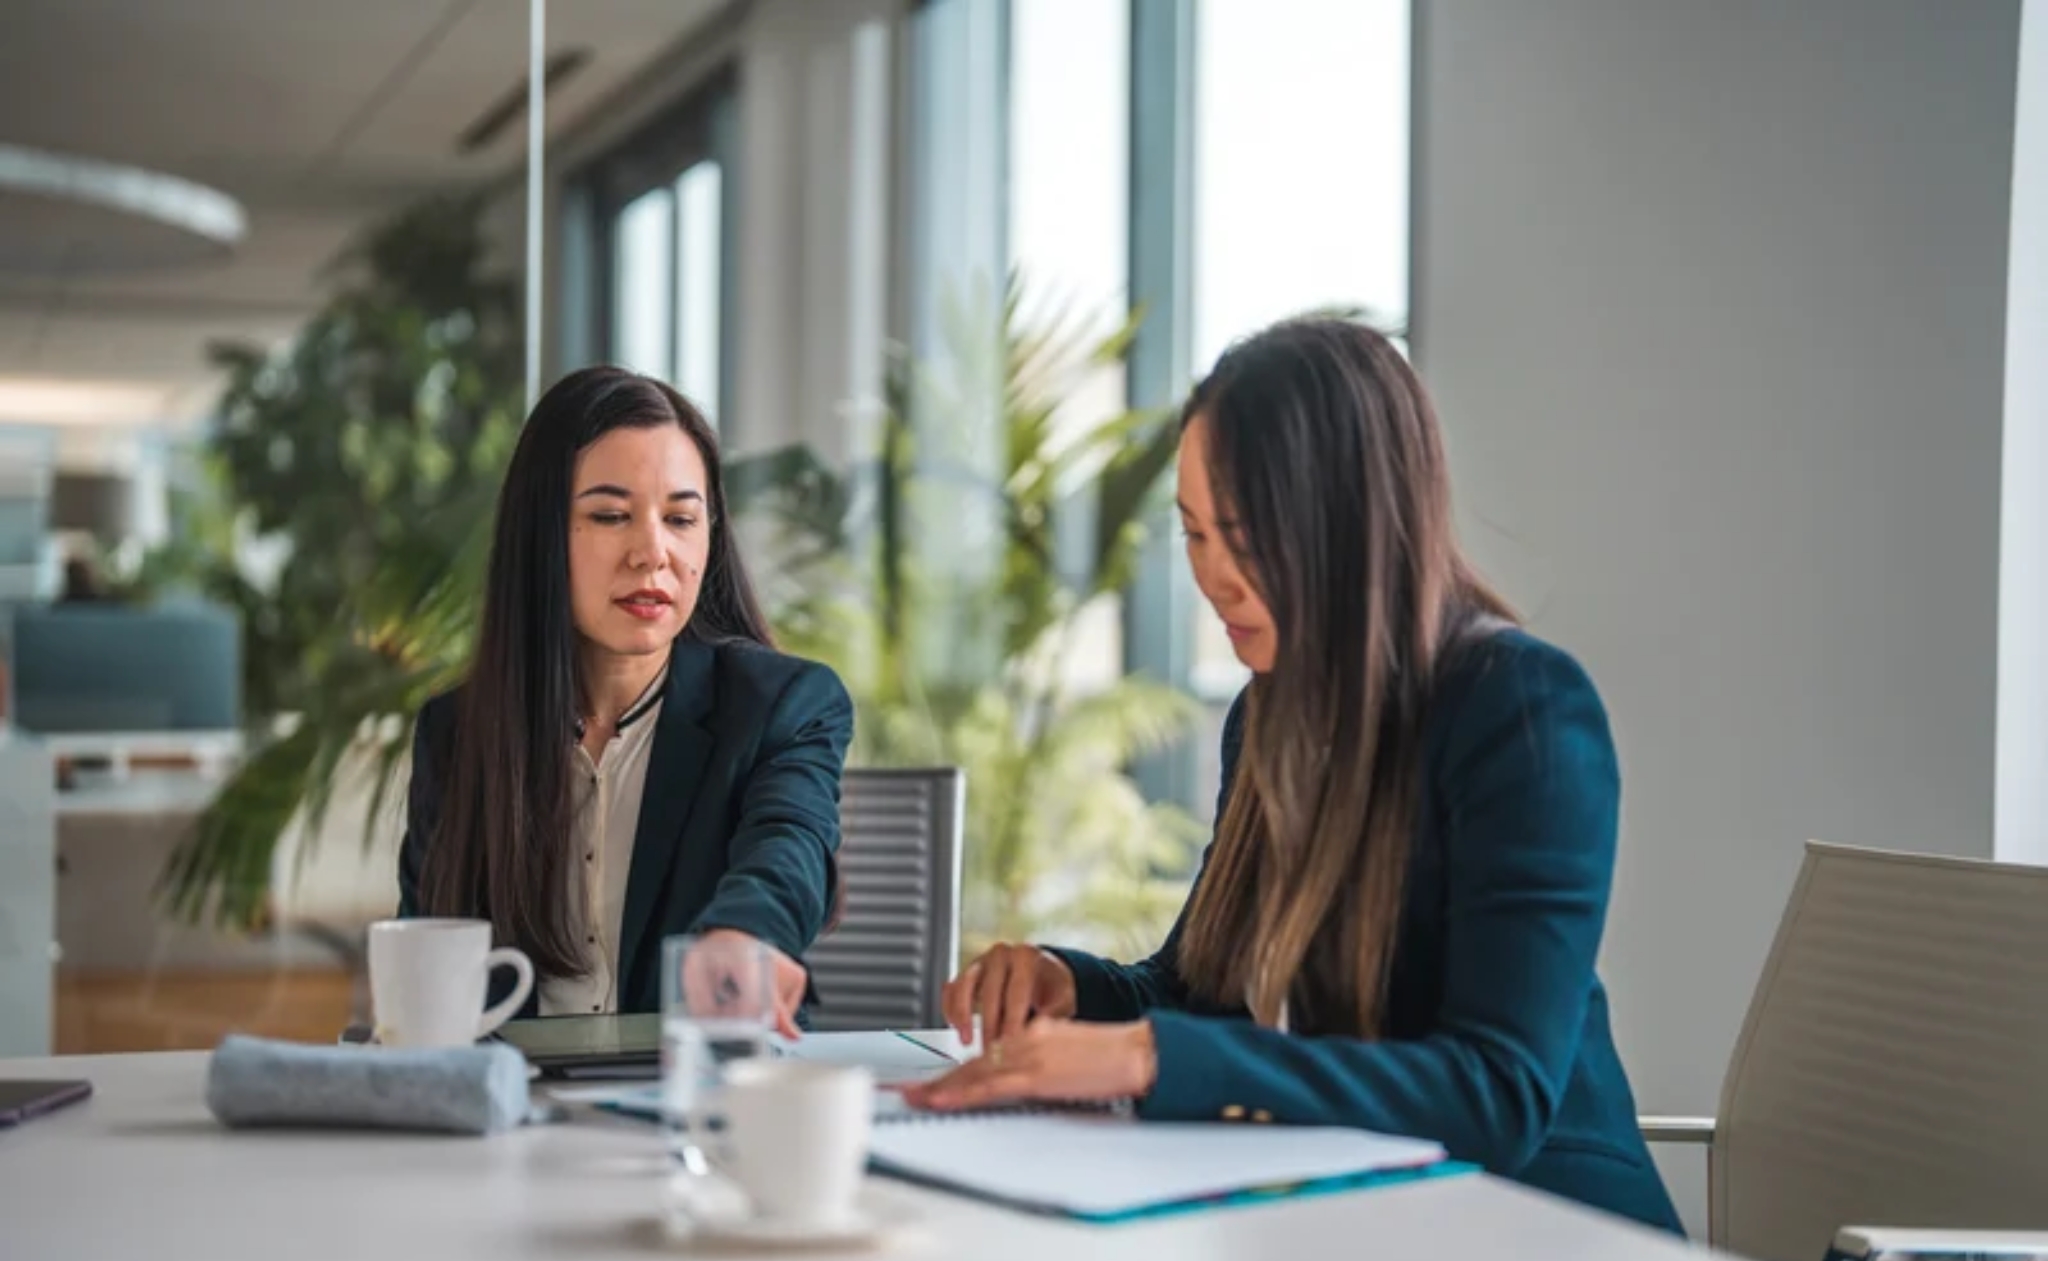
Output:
[1639, 1115, 1716, 1145]
[1832, 1227, 2048, 1258]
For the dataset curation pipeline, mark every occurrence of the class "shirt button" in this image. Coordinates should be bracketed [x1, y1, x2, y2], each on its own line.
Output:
[586, 936, 596, 945]
[585, 851, 593, 862]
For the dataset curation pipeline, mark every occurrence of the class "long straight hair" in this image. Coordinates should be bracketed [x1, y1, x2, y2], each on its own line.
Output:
[1175, 318, 1515, 1038]
[418, 366, 775, 978]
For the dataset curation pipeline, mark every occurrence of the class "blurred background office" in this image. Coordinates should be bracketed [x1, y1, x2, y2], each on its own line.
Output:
[0, 0, 2041, 1238]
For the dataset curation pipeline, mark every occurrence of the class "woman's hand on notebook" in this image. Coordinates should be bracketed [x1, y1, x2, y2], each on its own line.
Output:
[942, 943, 1078, 1046]
[900, 1018, 1158, 1112]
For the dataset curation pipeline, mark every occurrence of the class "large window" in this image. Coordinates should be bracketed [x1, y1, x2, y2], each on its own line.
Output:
[1010, 0, 1133, 692]
[572, 73, 737, 426]
[1186, 0, 1412, 702]
[1009, 0, 1129, 337]
[1191, 0, 1411, 375]
[611, 188, 674, 379]
[907, 0, 1413, 819]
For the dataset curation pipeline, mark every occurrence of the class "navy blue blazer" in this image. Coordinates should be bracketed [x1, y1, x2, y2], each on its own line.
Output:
[1048, 629, 1683, 1234]
[396, 638, 853, 1018]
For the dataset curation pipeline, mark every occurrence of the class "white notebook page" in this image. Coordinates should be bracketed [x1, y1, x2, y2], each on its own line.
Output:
[779, 1031, 955, 1085]
[867, 1114, 1446, 1217]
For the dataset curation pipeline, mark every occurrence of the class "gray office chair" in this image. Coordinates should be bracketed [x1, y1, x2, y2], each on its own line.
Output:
[802, 767, 965, 1032]
[1641, 841, 2048, 1261]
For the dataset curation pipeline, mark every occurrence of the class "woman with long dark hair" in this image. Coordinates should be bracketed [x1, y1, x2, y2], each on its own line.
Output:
[903, 318, 1682, 1233]
[397, 366, 851, 1034]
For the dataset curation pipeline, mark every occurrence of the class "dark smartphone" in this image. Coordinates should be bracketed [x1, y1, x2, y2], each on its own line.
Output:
[0, 1080, 91, 1128]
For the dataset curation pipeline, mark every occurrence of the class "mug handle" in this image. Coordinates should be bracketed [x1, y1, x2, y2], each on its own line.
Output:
[476, 947, 536, 1038]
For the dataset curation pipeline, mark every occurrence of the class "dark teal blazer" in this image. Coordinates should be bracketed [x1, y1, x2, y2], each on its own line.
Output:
[396, 638, 853, 1018]
[1048, 629, 1683, 1235]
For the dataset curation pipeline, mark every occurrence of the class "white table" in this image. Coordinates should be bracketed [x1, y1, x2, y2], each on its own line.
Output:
[0, 1050, 1713, 1259]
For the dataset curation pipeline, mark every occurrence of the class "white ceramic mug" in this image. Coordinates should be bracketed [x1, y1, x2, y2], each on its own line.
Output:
[704, 1060, 874, 1228]
[367, 918, 534, 1049]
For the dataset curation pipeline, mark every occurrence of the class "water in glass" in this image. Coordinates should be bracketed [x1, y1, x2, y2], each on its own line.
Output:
[660, 934, 777, 1171]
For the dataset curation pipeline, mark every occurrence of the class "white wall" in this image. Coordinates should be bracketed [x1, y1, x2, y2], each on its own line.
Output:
[1999, 0, 2048, 866]
[0, 737, 54, 1056]
[1413, 0, 2023, 1234]
[729, 0, 897, 463]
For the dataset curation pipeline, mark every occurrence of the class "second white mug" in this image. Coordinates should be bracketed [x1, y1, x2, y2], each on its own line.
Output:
[367, 917, 534, 1049]
[714, 1060, 875, 1227]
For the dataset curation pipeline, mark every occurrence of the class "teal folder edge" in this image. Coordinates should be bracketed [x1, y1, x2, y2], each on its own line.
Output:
[592, 1094, 664, 1123]
[866, 1154, 1482, 1225]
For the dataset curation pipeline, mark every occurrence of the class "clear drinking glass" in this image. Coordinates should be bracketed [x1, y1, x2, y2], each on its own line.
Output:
[660, 933, 778, 1172]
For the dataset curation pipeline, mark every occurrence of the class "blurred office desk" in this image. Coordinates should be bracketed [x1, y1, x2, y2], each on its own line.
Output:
[43, 730, 244, 785]
[54, 764, 226, 818]
[0, 1050, 1711, 1261]
[53, 766, 355, 1053]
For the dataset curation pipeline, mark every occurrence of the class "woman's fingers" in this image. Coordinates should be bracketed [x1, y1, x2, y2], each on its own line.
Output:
[997, 949, 1039, 1043]
[941, 944, 1059, 1049]
[917, 1061, 1013, 1110]
[773, 970, 804, 1040]
[906, 1036, 1033, 1110]
[974, 954, 1018, 1048]
[942, 961, 981, 1045]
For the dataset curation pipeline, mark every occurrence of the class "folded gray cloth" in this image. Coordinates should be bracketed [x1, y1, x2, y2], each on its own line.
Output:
[206, 1035, 533, 1136]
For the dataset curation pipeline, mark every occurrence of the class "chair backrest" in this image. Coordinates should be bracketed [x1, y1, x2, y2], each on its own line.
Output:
[801, 767, 964, 1032]
[1712, 841, 2048, 1261]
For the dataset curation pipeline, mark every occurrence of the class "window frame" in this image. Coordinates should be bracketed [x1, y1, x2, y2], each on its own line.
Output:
[562, 64, 740, 429]
[900, 0, 1415, 813]
[1121, 0, 1205, 805]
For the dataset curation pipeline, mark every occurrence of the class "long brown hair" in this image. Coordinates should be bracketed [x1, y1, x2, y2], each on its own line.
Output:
[1176, 318, 1514, 1038]
[418, 367, 775, 979]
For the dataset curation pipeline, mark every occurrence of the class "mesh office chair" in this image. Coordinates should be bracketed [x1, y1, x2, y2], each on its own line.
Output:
[803, 767, 965, 1032]
[1641, 841, 2048, 1261]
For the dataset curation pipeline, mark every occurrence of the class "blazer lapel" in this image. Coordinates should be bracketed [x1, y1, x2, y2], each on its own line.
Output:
[617, 640, 717, 1004]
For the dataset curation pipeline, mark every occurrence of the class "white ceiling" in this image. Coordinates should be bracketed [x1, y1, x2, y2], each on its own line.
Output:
[0, 0, 728, 436]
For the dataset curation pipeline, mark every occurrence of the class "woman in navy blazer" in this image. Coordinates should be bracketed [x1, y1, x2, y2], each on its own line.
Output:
[903, 318, 1683, 1234]
[396, 366, 851, 1033]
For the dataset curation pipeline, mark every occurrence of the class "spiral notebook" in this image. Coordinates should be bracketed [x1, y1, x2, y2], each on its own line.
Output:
[866, 1113, 1468, 1222]
[573, 1086, 1464, 1221]
[552, 1029, 1469, 1222]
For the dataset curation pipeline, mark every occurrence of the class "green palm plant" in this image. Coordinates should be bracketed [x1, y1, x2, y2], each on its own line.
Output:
[151, 196, 522, 928]
[154, 204, 1201, 959]
[730, 275, 1206, 957]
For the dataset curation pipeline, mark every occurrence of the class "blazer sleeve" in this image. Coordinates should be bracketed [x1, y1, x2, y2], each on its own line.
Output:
[689, 661, 855, 963]
[1043, 689, 1249, 1020]
[1136, 641, 1623, 1176]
